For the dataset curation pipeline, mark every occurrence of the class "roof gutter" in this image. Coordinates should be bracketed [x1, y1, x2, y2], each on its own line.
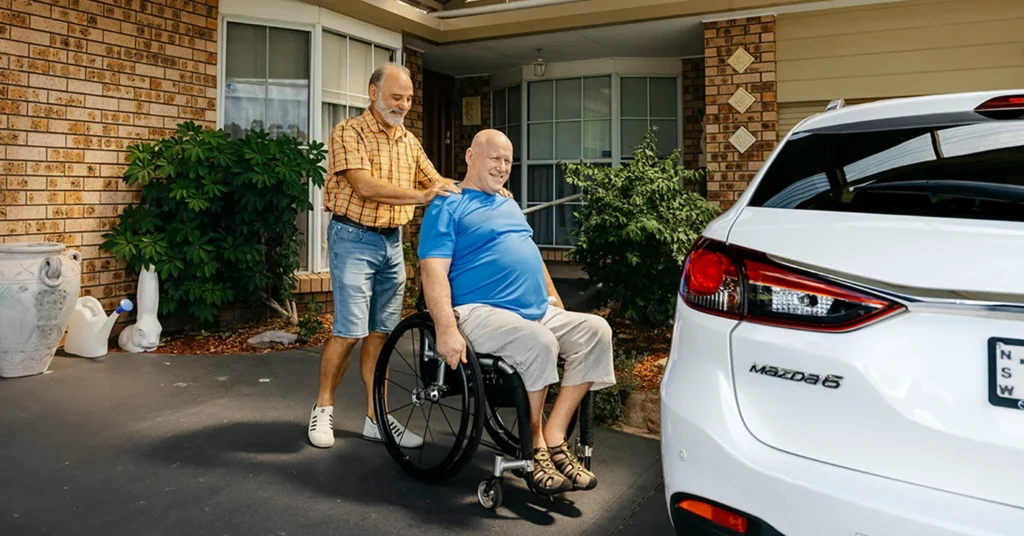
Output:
[431, 0, 588, 18]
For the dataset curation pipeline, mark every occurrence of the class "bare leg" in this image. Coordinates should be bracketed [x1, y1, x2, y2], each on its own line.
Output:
[317, 335, 360, 407]
[528, 387, 549, 451]
[361, 331, 388, 421]
[544, 381, 592, 447]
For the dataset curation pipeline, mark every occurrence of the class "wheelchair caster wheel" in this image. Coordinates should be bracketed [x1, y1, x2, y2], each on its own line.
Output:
[478, 478, 503, 510]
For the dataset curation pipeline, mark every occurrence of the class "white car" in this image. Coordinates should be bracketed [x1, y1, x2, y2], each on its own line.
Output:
[660, 90, 1024, 536]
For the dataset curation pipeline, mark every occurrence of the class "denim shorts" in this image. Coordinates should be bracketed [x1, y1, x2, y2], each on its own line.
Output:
[327, 218, 406, 338]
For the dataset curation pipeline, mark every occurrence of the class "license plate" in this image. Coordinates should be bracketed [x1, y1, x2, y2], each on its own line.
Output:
[989, 337, 1024, 411]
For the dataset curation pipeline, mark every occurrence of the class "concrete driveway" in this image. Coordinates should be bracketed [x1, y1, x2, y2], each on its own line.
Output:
[0, 345, 675, 535]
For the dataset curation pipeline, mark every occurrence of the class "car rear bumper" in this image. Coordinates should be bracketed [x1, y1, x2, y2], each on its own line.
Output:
[659, 300, 1024, 536]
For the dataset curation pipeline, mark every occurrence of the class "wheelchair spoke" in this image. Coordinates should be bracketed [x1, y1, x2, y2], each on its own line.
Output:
[435, 401, 458, 438]
[386, 378, 415, 395]
[417, 401, 435, 469]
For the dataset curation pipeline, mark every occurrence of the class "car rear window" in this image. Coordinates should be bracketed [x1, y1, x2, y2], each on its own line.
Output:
[748, 118, 1024, 223]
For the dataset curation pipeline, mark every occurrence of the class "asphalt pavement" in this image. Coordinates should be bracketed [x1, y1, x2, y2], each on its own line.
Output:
[0, 344, 676, 535]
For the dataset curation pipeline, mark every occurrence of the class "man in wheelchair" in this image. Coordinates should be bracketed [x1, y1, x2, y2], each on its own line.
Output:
[417, 129, 616, 494]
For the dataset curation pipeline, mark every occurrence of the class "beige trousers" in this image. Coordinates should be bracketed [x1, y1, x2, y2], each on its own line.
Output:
[453, 304, 617, 393]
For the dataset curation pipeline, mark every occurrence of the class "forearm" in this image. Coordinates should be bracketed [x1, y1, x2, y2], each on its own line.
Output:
[421, 260, 459, 332]
[356, 179, 425, 205]
[542, 263, 562, 304]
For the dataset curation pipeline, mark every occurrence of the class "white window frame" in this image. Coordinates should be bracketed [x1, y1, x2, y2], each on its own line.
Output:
[217, 3, 402, 274]
[495, 60, 684, 249]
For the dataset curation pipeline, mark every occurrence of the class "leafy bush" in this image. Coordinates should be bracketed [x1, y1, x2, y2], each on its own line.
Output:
[562, 128, 720, 328]
[101, 122, 327, 327]
[593, 349, 642, 425]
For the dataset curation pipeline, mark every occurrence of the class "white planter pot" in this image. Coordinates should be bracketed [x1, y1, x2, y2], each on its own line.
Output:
[0, 243, 82, 378]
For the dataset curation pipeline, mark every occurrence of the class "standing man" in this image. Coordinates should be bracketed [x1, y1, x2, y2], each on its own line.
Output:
[307, 63, 459, 449]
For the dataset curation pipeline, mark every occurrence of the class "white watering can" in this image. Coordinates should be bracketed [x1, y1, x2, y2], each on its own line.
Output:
[64, 297, 133, 358]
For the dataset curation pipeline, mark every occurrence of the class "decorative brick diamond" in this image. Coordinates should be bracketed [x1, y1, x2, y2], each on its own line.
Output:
[729, 127, 757, 153]
[727, 47, 755, 73]
[728, 87, 755, 113]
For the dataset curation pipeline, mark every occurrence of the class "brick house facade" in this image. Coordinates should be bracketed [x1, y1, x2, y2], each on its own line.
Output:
[1, 0, 218, 324]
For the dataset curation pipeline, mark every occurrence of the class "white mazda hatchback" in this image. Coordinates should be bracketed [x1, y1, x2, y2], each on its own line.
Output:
[661, 90, 1024, 536]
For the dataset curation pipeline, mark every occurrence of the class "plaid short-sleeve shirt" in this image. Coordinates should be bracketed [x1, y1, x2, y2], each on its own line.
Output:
[325, 109, 444, 228]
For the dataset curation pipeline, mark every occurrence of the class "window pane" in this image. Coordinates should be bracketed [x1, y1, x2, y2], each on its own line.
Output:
[555, 204, 579, 246]
[507, 163, 521, 200]
[583, 76, 610, 118]
[527, 164, 554, 202]
[529, 80, 553, 121]
[555, 164, 578, 198]
[528, 122, 553, 160]
[349, 39, 372, 98]
[507, 124, 521, 162]
[555, 78, 581, 120]
[321, 32, 347, 100]
[621, 119, 647, 156]
[507, 84, 521, 125]
[527, 206, 554, 246]
[493, 89, 506, 127]
[267, 84, 309, 142]
[651, 119, 677, 156]
[555, 121, 581, 160]
[649, 77, 677, 118]
[373, 45, 393, 71]
[269, 27, 309, 80]
[224, 82, 266, 139]
[621, 77, 647, 118]
[583, 119, 610, 159]
[225, 22, 266, 79]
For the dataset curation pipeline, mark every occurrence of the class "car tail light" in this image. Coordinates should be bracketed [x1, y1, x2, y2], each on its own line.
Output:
[681, 238, 904, 332]
[975, 95, 1024, 111]
[679, 499, 748, 533]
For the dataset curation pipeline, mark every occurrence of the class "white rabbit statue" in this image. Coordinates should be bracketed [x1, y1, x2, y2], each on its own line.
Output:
[118, 265, 162, 353]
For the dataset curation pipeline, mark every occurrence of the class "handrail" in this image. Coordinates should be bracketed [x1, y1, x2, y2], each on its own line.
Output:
[521, 193, 582, 214]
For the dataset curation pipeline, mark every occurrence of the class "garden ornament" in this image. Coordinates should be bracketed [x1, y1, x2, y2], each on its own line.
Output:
[118, 265, 162, 353]
[0, 243, 82, 378]
[64, 298, 133, 359]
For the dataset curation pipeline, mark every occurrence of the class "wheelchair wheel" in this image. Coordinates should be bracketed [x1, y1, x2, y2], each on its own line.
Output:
[372, 312, 485, 483]
[483, 395, 577, 459]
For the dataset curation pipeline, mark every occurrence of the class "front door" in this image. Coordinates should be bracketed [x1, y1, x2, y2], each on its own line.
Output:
[422, 69, 455, 178]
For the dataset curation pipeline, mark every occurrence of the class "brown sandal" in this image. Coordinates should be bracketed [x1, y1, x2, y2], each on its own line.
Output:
[550, 440, 598, 490]
[532, 447, 572, 493]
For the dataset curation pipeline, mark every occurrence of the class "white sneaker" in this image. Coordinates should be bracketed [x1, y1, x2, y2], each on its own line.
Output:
[308, 405, 335, 448]
[362, 415, 424, 448]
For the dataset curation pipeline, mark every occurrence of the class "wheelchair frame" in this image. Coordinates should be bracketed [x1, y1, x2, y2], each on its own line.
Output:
[371, 299, 595, 511]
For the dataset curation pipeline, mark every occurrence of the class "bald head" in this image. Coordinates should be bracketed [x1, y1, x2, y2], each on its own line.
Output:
[463, 129, 514, 195]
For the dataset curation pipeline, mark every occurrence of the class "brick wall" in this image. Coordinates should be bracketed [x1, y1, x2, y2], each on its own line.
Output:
[703, 15, 777, 210]
[453, 75, 489, 179]
[401, 46, 424, 286]
[681, 56, 705, 173]
[0, 0, 219, 321]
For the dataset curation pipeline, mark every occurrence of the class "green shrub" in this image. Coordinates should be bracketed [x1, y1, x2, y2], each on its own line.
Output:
[101, 122, 327, 328]
[562, 127, 720, 328]
[592, 349, 642, 425]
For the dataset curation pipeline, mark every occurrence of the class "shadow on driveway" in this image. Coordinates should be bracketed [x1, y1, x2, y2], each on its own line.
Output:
[0, 348, 664, 536]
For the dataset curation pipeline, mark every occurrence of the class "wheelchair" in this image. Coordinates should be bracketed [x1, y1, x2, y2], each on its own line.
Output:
[370, 294, 595, 510]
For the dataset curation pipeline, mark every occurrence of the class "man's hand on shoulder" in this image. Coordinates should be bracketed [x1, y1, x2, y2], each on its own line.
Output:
[420, 180, 462, 205]
[436, 326, 467, 370]
[499, 187, 513, 199]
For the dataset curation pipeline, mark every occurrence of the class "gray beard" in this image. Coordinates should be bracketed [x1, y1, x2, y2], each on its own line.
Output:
[374, 98, 406, 127]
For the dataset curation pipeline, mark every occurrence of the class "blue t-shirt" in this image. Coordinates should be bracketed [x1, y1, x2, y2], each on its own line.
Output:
[417, 188, 549, 321]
